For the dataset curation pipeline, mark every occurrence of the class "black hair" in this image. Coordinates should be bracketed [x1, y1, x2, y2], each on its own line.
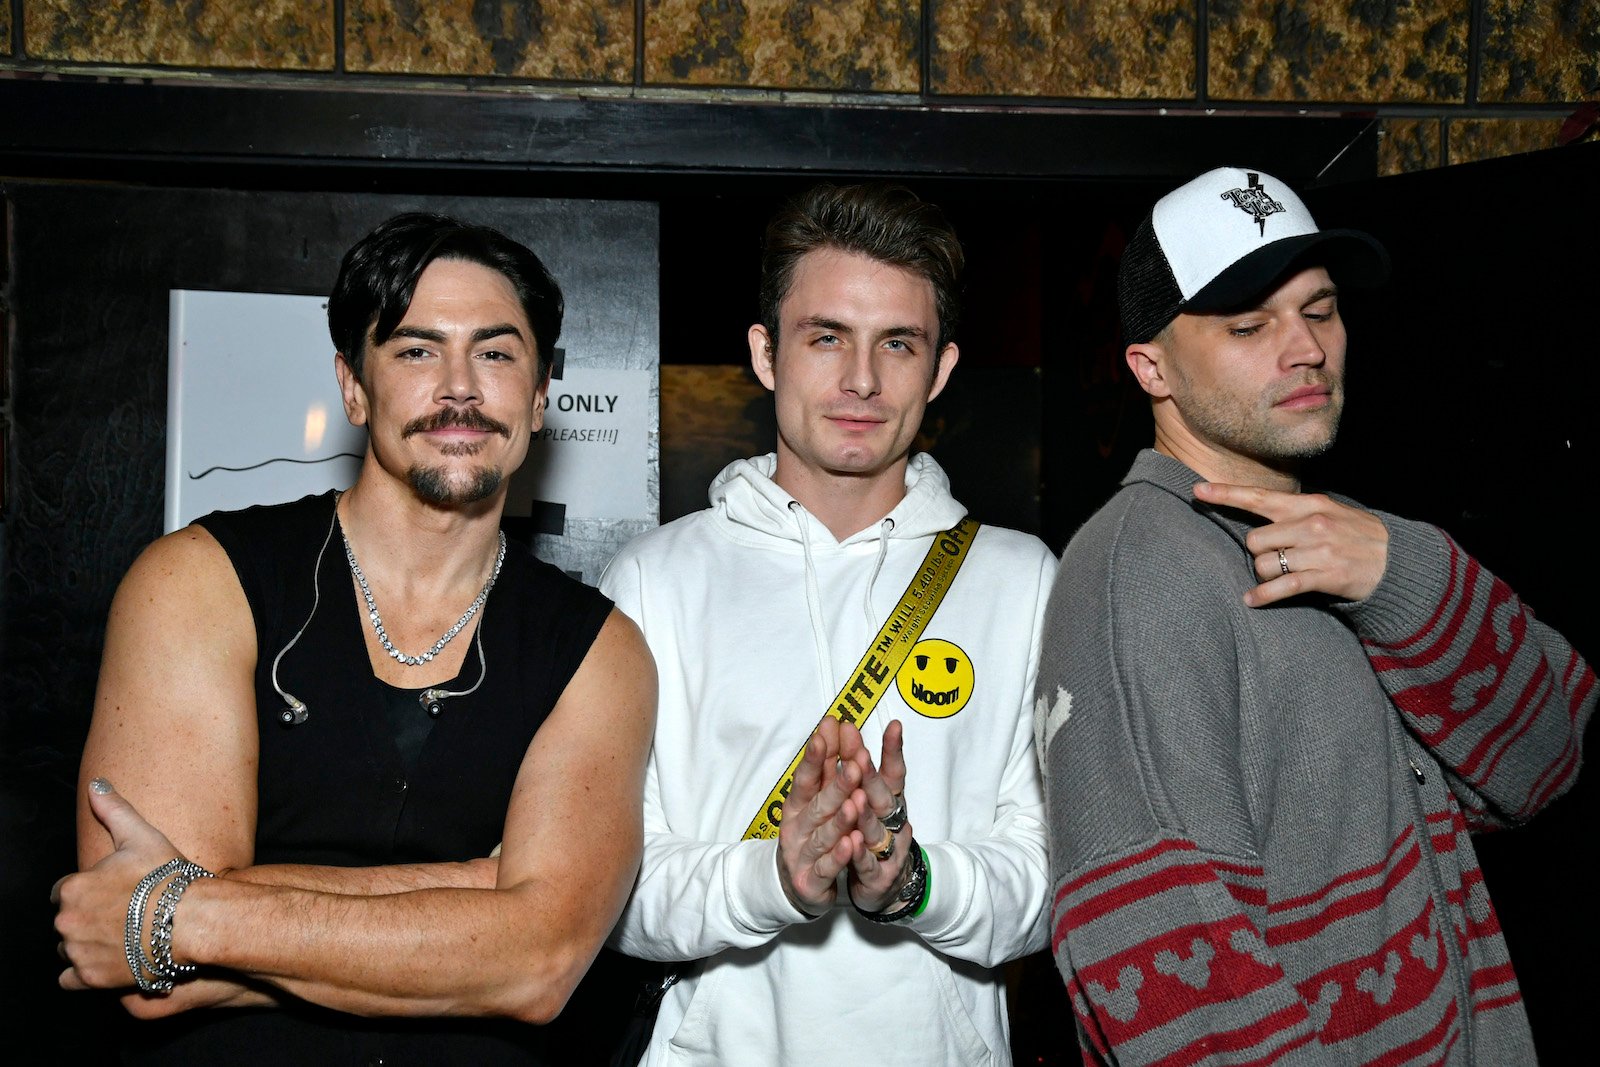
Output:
[328, 212, 563, 380]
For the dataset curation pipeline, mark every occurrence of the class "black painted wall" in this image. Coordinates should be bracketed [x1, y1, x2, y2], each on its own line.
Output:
[2, 139, 1594, 1061]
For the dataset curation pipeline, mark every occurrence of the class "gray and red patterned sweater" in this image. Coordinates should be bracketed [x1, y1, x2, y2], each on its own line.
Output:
[1034, 450, 1595, 1064]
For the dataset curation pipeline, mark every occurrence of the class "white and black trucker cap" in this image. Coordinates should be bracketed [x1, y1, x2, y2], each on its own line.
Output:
[1118, 167, 1390, 344]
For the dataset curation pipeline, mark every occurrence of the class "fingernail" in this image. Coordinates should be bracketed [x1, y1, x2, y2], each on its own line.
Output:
[90, 778, 114, 795]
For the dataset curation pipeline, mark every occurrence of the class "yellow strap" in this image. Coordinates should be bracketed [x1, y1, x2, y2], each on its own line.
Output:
[741, 518, 981, 841]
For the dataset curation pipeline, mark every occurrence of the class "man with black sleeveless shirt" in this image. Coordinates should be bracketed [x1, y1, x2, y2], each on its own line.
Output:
[53, 214, 656, 1064]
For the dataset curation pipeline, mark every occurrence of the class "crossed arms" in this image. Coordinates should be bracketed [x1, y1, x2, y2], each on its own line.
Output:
[54, 525, 657, 1022]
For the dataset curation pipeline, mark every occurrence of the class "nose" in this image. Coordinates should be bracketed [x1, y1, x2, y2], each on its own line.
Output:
[841, 344, 881, 399]
[436, 349, 482, 405]
[1280, 314, 1337, 371]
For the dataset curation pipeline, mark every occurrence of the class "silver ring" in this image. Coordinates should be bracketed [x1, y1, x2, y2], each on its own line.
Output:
[1277, 548, 1290, 576]
[881, 793, 908, 833]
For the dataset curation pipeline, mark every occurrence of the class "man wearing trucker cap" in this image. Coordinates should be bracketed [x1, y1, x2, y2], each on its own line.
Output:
[1034, 167, 1594, 1063]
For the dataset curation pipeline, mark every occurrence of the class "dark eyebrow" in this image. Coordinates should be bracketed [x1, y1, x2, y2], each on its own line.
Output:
[1302, 286, 1339, 306]
[883, 325, 929, 340]
[389, 325, 447, 343]
[386, 324, 525, 344]
[797, 316, 850, 333]
[795, 317, 928, 341]
[472, 324, 525, 343]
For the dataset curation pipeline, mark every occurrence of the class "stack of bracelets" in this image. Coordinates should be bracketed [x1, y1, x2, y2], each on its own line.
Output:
[852, 842, 931, 924]
[123, 858, 214, 994]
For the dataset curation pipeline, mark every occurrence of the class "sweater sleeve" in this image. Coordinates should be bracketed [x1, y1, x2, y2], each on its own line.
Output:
[607, 761, 804, 961]
[1036, 513, 1337, 1064]
[598, 545, 806, 962]
[909, 543, 1054, 966]
[1338, 515, 1597, 830]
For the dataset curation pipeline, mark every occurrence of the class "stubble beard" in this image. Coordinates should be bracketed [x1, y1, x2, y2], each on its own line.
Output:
[1177, 377, 1344, 467]
[407, 464, 504, 506]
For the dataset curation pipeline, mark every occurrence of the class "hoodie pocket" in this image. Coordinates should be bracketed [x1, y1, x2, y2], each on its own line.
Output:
[925, 950, 1000, 1065]
[663, 964, 727, 1065]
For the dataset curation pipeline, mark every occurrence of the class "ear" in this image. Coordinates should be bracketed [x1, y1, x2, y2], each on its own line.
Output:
[1125, 341, 1172, 400]
[531, 368, 551, 434]
[335, 352, 369, 427]
[749, 324, 777, 392]
[926, 342, 959, 403]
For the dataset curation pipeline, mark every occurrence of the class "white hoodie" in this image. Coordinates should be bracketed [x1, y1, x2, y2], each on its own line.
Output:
[601, 453, 1057, 1066]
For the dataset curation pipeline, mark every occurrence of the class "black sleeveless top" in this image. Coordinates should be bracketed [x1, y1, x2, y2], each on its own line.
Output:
[124, 491, 613, 1065]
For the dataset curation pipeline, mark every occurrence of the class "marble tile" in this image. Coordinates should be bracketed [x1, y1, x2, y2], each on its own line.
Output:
[25, 0, 334, 69]
[1447, 117, 1564, 165]
[346, 0, 632, 81]
[1209, 0, 1468, 102]
[1378, 117, 1443, 174]
[645, 0, 919, 92]
[1480, 0, 1600, 103]
[659, 365, 773, 524]
[931, 0, 1195, 98]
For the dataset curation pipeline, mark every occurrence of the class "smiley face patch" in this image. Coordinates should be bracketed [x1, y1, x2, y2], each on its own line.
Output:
[895, 639, 974, 718]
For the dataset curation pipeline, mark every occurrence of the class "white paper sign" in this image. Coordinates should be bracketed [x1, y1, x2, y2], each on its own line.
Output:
[165, 290, 361, 532]
[167, 290, 654, 534]
[507, 368, 651, 521]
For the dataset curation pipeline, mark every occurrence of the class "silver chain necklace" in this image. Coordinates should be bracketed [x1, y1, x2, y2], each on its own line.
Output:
[342, 530, 506, 666]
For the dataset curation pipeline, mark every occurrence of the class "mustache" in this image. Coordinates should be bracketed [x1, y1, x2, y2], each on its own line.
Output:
[401, 407, 511, 439]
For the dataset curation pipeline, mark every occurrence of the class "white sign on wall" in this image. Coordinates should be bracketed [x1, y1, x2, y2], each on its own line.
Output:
[508, 367, 652, 522]
[165, 290, 359, 533]
[166, 290, 653, 534]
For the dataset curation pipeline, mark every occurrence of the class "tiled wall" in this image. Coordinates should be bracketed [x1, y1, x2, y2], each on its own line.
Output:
[4, 1, 1595, 174]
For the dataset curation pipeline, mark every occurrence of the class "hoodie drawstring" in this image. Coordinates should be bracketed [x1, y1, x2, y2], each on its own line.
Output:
[863, 518, 893, 626]
[789, 502, 837, 698]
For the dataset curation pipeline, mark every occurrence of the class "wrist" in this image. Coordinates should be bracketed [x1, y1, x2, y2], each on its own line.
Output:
[774, 847, 827, 921]
[125, 858, 215, 993]
[852, 842, 929, 924]
[171, 873, 232, 970]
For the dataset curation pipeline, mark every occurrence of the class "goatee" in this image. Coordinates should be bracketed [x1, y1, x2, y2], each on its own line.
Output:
[407, 465, 504, 505]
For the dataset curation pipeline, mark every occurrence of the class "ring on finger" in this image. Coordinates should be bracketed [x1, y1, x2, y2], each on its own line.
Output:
[1277, 548, 1291, 576]
[881, 793, 908, 833]
[871, 827, 896, 861]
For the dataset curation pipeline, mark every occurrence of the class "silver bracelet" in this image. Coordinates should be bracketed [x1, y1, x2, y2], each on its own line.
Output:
[124, 858, 214, 994]
[150, 861, 213, 985]
[124, 859, 184, 993]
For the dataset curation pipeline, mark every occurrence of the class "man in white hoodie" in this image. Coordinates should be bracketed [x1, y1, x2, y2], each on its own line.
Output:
[600, 184, 1057, 1066]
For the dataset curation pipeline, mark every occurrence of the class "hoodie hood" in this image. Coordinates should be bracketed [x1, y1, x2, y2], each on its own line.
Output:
[708, 452, 967, 548]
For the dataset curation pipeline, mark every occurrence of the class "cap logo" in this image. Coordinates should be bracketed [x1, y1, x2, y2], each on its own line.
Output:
[1220, 172, 1285, 237]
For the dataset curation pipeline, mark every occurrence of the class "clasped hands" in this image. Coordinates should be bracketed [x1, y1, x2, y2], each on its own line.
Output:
[777, 717, 913, 918]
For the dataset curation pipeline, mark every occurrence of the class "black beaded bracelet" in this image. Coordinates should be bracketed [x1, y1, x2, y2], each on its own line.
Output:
[852, 843, 927, 924]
